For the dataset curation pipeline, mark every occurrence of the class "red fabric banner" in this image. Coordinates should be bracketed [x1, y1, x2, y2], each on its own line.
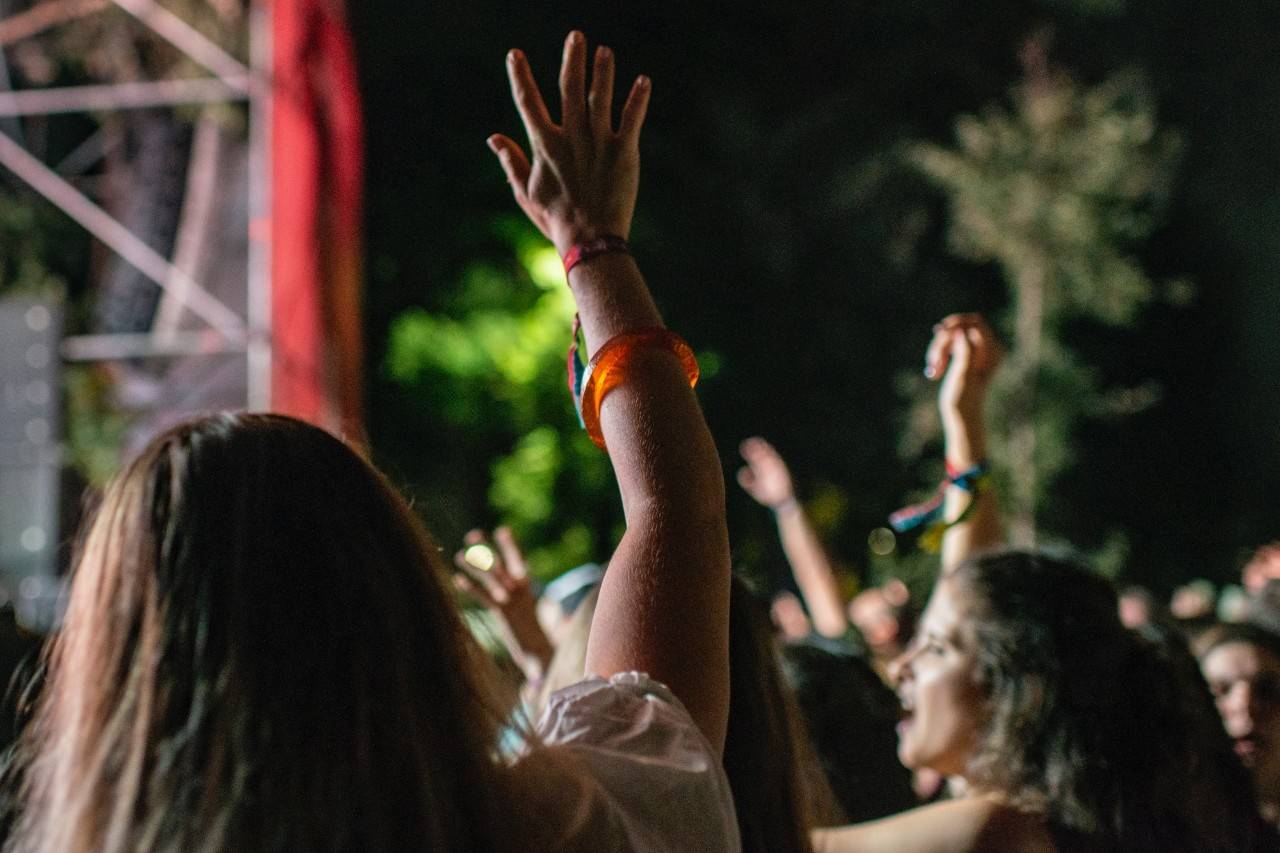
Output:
[271, 0, 365, 443]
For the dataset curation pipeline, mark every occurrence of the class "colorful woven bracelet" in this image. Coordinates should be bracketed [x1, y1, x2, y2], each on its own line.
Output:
[576, 328, 699, 451]
[562, 235, 630, 276]
[889, 460, 991, 552]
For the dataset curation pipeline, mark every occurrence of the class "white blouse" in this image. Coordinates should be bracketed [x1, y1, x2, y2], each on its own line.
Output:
[526, 672, 742, 852]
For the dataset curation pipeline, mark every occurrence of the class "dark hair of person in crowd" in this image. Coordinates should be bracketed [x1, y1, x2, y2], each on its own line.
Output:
[1194, 621, 1280, 670]
[1139, 619, 1276, 843]
[720, 577, 816, 853]
[8, 414, 515, 853]
[777, 640, 916, 825]
[953, 548, 1266, 852]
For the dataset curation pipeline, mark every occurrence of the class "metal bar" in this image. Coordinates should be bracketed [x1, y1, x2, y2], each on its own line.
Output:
[151, 109, 220, 338]
[0, 77, 249, 117]
[174, 348, 243, 409]
[0, 131, 246, 340]
[0, 0, 108, 48]
[61, 330, 245, 360]
[0, 0, 25, 144]
[245, 0, 271, 410]
[54, 126, 115, 175]
[109, 0, 250, 91]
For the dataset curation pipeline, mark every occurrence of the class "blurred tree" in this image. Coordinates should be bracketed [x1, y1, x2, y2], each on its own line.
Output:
[906, 37, 1182, 551]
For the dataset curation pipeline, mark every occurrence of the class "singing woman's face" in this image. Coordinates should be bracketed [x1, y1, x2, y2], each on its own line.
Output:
[889, 578, 988, 777]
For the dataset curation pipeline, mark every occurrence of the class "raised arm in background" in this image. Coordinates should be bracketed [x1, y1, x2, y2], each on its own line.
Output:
[490, 32, 731, 752]
[738, 437, 849, 638]
[924, 314, 1004, 574]
[453, 526, 555, 685]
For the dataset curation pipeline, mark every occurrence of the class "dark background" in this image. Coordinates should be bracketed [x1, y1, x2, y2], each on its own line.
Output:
[349, 0, 1280, 596]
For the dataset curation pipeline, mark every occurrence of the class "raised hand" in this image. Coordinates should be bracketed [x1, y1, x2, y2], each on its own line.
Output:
[454, 526, 554, 682]
[924, 314, 1005, 571]
[488, 31, 651, 255]
[1244, 542, 1280, 595]
[740, 437, 850, 638]
[924, 313, 1003, 427]
[737, 437, 797, 510]
[491, 35, 731, 753]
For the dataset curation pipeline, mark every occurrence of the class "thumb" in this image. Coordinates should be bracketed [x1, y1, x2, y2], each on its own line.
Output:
[737, 467, 757, 494]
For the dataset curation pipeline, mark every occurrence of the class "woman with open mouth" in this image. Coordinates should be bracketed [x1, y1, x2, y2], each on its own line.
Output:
[815, 315, 1267, 853]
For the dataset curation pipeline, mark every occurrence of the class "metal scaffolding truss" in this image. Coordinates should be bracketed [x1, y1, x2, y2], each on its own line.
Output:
[0, 0, 271, 409]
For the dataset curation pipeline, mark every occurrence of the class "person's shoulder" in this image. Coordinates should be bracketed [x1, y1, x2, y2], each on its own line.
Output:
[911, 797, 1055, 853]
[970, 800, 1056, 852]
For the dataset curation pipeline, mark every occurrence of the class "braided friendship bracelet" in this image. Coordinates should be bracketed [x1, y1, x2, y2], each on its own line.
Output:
[562, 235, 630, 276]
[889, 460, 991, 553]
[574, 328, 699, 451]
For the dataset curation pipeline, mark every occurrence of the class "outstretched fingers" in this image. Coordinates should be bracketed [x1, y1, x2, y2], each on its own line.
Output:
[617, 75, 651, 148]
[493, 526, 529, 581]
[507, 49, 555, 149]
[455, 531, 512, 605]
[589, 45, 616, 138]
[559, 31, 588, 133]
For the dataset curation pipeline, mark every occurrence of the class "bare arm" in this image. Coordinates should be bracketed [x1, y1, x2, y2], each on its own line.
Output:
[491, 33, 730, 751]
[813, 797, 1054, 853]
[738, 437, 848, 638]
[924, 314, 1004, 574]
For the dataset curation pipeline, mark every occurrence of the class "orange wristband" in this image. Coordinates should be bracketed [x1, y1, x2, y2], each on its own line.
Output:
[578, 328, 700, 451]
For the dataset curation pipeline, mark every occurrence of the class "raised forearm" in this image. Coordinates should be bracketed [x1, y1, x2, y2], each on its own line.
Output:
[493, 32, 730, 750]
[940, 411, 1001, 574]
[774, 503, 848, 638]
[573, 255, 730, 751]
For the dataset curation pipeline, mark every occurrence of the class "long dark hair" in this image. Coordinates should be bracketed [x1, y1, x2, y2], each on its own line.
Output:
[723, 577, 815, 853]
[954, 549, 1262, 852]
[778, 640, 916, 825]
[9, 414, 513, 853]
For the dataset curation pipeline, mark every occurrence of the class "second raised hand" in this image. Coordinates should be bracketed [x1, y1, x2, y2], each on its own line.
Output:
[925, 313, 1003, 432]
[454, 527, 553, 680]
[487, 31, 651, 256]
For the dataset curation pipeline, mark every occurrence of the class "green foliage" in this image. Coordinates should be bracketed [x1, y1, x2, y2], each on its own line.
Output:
[910, 68, 1180, 328]
[385, 219, 616, 580]
[0, 195, 66, 296]
[63, 367, 129, 487]
[906, 60, 1183, 548]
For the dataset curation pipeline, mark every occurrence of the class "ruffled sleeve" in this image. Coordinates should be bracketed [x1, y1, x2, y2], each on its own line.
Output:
[526, 672, 741, 852]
